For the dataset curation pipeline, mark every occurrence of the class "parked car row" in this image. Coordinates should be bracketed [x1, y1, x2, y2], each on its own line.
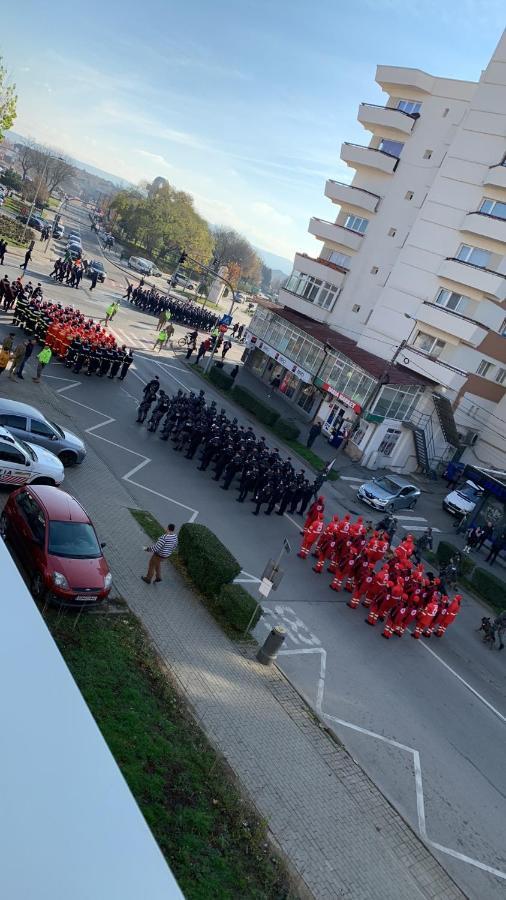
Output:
[0, 400, 112, 609]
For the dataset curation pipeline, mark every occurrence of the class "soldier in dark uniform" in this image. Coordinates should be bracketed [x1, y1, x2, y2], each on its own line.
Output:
[221, 450, 243, 490]
[74, 339, 89, 374]
[276, 476, 298, 516]
[297, 478, 313, 516]
[119, 348, 133, 380]
[265, 476, 286, 515]
[237, 463, 258, 502]
[136, 383, 158, 423]
[185, 418, 205, 459]
[13, 293, 28, 327]
[198, 430, 221, 471]
[98, 346, 112, 377]
[87, 345, 100, 376]
[108, 347, 122, 379]
[212, 440, 234, 481]
[66, 335, 81, 368]
[147, 391, 170, 432]
[252, 479, 274, 516]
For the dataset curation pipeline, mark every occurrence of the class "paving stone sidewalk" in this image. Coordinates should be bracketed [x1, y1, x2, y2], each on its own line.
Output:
[8, 378, 465, 899]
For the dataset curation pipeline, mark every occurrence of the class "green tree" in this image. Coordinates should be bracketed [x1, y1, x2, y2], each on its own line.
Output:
[0, 168, 22, 191]
[0, 58, 17, 141]
[212, 226, 262, 285]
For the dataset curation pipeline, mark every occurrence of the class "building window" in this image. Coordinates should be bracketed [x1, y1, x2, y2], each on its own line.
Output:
[372, 384, 423, 421]
[352, 304, 361, 312]
[320, 247, 351, 269]
[397, 99, 421, 115]
[413, 331, 446, 357]
[496, 368, 506, 385]
[435, 288, 467, 312]
[479, 198, 506, 220]
[344, 214, 368, 234]
[477, 359, 493, 377]
[456, 244, 492, 268]
[378, 428, 402, 457]
[405, 191, 414, 200]
[284, 270, 340, 311]
[379, 139, 404, 157]
[388, 228, 397, 237]
[423, 149, 433, 159]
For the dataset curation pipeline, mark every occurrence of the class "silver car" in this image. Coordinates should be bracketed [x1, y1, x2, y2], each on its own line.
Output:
[357, 475, 420, 511]
[0, 400, 86, 466]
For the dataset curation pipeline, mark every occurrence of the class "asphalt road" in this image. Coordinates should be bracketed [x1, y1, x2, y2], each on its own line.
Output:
[1, 203, 505, 899]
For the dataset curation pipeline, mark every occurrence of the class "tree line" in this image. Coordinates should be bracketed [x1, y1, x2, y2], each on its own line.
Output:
[107, 179, 268, 290]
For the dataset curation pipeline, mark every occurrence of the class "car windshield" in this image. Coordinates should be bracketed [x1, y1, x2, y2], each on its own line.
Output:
[374, 477, 401, 494]
[49, 420, 65, 438]
[16, 438, 36, 461]
[456, 485, 480, 501]
[48, 521, 101, 559]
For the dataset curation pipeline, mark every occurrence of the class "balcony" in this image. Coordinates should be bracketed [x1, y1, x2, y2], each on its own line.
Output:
[324, 179, 381, 214]
[438, 257, 506, 302]
[483, 164, 506, 191]
[376, 65, 434, 96]
[308, 217, 363, 252]
[417, 301, 487, 347]
[294, 252, 347, 289]
[278, 286, 333, 325]
[341, 142, 399, 175]
[402, 346, 467, 391]
[358, 102, 418, 138]
[461, 211, 506, 247]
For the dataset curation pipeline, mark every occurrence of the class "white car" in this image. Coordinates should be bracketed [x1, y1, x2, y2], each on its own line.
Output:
[443, 480, 483, 517]
[0, 427, 64, 487]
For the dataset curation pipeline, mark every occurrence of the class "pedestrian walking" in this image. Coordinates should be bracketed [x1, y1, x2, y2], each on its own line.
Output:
[16, 337, 34, 379]
[20, 248, 32, 273]
[142, 524, 178, 584]
[221, 339, 232, 359]
[89, 271, 98, 291]
[477, 521, 493, 551]
[485, 534, 506, 566]
[230, 364, 239, 381]
[0, 238, 7, 265]
[8, 341, 27, 380]
[32, 344, 52, 382]
[154, 328, 167, 351]
[105, 301, 119, 325]
[306, 420, 322, 448]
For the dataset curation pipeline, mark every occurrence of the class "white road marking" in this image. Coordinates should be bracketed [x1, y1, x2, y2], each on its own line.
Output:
[403, 525, 441, 533]
[234, 570, 262, 584]
[275, 643, 506, 882]
[395, 514, 429, 521]
[46, 374, 199, 523]
[340, 476, 363, 483]
[283, 512, 302, 531]
[418, 642, 506, 724]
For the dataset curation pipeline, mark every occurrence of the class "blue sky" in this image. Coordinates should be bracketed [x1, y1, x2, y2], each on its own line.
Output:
[2, 1, 504, 262]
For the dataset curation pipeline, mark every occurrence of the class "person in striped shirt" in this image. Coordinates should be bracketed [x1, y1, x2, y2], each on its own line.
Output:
[142, 524, 178, 584]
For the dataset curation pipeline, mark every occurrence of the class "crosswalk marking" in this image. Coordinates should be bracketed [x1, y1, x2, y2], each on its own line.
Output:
[395, 515, 428, 521]
[340, 476, 363, 482]
[401, 524, 441, 533]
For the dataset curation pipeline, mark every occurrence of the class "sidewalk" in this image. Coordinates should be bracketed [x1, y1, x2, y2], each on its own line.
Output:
[8, 377, 463, 900]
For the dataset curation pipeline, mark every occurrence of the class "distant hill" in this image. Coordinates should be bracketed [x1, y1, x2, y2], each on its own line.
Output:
[254, 246, 291, 276]
[7, 131, 133, 189]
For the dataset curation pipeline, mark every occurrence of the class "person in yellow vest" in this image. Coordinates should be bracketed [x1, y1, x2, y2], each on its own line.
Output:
[153, 328, 167, 351]
[105, 301, 119, 325]
[33, 344, 52, 383]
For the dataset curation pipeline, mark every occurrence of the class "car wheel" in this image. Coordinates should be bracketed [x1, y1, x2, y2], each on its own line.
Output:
[32, 477, 56, 486]
[0, 512, 8, 541]
[31, 572, 46, 601]
[59, 451, 77, 467]
[407, 500, 417, 510]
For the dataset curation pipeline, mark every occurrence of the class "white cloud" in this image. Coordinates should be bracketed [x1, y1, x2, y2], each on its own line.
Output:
[134, 149, 174, 169]
[251, 201, 293, 226]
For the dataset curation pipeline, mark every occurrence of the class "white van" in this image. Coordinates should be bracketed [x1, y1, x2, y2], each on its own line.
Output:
[128, 256, 155, 275]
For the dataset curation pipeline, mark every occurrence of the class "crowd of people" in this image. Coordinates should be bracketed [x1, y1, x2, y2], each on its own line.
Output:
[297, 505, 462, 641]
[135, 384, 322, 513]
[124, 282, 221, 332]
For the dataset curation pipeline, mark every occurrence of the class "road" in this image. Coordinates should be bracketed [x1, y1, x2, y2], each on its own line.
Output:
[1, 202, 505, 899]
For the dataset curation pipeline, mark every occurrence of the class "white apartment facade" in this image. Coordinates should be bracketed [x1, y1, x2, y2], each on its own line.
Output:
[246, 29, 506, 475]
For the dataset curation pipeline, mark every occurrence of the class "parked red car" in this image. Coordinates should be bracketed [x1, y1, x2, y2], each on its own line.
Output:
[0, 485, 112, 606]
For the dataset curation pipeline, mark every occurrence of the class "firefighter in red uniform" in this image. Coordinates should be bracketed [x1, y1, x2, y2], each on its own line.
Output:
[298, 514, 324, 559]
[434, 594, 462, 637]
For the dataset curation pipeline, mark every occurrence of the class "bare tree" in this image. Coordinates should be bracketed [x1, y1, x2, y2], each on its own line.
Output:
[212, 225, 262, 281]
[46, 155, 74, 193]
[16, 140, 39, 181]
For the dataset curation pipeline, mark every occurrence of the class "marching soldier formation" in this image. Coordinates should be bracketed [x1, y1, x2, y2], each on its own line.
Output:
[135, 386, 320, 514]
[298, 507, 462, 641]
[6, 289, 135, 381]
[126, 285, 220, 333]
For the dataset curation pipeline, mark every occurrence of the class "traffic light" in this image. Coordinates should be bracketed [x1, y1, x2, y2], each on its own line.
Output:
[178, 250, 187, 265]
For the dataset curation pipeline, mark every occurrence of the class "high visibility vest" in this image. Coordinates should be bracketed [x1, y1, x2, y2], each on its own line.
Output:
[158, 330, 167, 341]
[38, 348, 52, 365]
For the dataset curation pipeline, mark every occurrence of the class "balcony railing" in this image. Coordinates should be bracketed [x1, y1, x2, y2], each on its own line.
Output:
[341, 142, 400, 172]
[360, 102, 419, 119]
[297, 252, 349, 275]
[445, 257, 506, 280]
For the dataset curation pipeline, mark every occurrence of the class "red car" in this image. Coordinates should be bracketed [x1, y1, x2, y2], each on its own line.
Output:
[0, 485, 112, 606]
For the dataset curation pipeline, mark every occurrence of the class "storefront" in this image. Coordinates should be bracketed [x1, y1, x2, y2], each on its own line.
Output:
[244, 334, 321, 417]
[313, 379, 362, 437]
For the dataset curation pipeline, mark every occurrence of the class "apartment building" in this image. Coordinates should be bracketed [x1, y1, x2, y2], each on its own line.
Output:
[246, 30, 506, 474]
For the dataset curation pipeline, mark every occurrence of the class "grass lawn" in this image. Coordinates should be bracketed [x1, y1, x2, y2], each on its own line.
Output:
[46, 608, 292, 900]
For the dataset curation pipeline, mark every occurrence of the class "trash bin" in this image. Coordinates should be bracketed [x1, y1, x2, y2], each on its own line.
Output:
[256, 626, 286, 665]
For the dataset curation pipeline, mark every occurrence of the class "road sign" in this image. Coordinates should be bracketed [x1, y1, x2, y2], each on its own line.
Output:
[220, 314, 233, 326]
[259, 578, 273, 598]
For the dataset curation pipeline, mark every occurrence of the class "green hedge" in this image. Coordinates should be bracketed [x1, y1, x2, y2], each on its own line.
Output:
[471, 567, 505, 611]
[213, 583, 262, 634]
[178, 523, 241, 598]
[231, 385, 280, 426]
[272, 418, 300, 441]
[436, 540, 475, 576]
[0, 213, 35, 245]
[209, 365, 233, 391]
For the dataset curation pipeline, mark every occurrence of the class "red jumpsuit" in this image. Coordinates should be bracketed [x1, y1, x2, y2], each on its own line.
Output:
[314, 516, 339, 557]
[412, 598, 439, 639]
[434, 594, 462, 637]
[364, 565, 390, 608]
[330, 549, 358, 592]
[313, 536, 337, 574]
[303, 497, 325, 532]
[382, 587, 408, 638]
[349, 559, 374, 608]
[298, 517, 324, 559]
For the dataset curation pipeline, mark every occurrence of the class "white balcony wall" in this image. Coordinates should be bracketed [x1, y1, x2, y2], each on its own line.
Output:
[340, 143, 398, 175]
[324, 180, 380, 214]
[438, 258, 506, 301]
[308, 217, 363, 252]
[415, 302, 487, 346]
[461, 211, 506, 249]
[294, 252, 347, 289]
[484, 165, 506, 190]
[358, 103, 416, 139]
[278, 286, 333, 325]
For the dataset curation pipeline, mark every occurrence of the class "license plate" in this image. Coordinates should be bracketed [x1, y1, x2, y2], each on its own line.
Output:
[75, 594, 98, 603]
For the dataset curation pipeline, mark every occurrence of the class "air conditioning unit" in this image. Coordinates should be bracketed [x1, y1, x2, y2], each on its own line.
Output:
[462, 430, 480, 447]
